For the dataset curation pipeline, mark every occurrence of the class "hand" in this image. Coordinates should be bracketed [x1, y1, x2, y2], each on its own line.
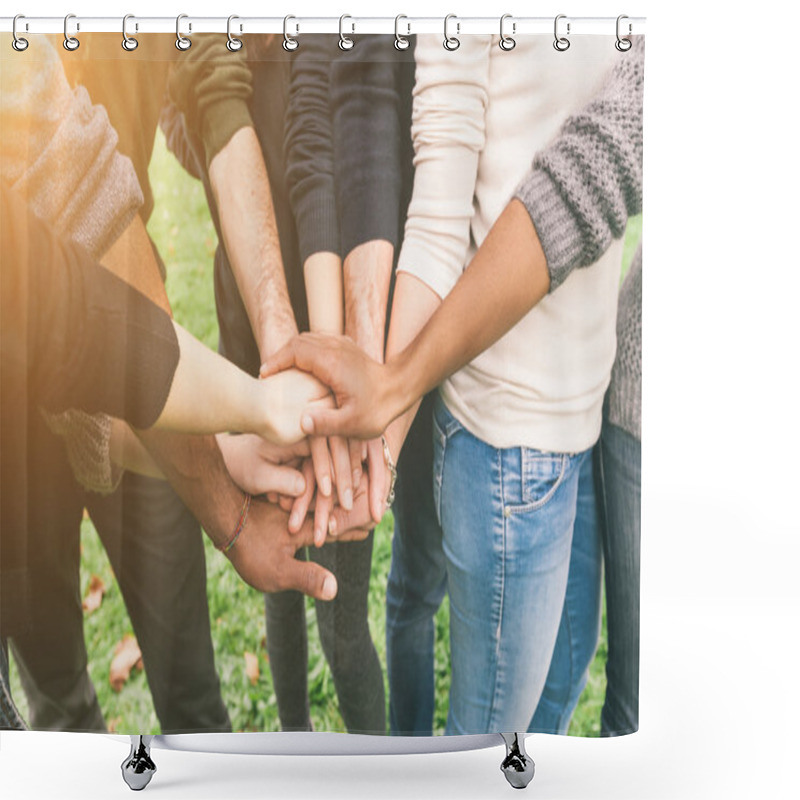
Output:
[216, 432, 308, 498]
[328, 450, 390, 539]
[260, 333, 395, 440]
[225, 496, 372, 600]
[260, 367, 335, 445]
[225, 498, 337, 599]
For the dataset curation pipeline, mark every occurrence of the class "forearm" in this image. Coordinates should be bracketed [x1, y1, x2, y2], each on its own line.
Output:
[304, 252, 343, 335]
[134, 428, 244, 549]
[209, 126, 297, 358]
[343, 240, 393, 361]
[109, 419, 164, 479]
[391, 198, 549, 404]
[381, 272, 443, 458]
[154, 323, 268, 436]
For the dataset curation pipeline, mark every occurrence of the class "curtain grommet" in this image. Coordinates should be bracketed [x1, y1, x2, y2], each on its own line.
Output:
[283, 15, 299, 51]
[227, 14, 243, 51]
[122, 14, 138, 51]
[394, 14, 410, 50]
[11, 14, 29, 51]
[176, 14, 192, 51]
[616, 14, 632, 51]
[499, 14, 516, 51]
[553, 14, 570, 52]
[63, 13, 80, 51]
[443, 14, 460, 51]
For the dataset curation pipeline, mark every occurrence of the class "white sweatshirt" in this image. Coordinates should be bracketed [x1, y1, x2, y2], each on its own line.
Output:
[397, 34, 623, 452]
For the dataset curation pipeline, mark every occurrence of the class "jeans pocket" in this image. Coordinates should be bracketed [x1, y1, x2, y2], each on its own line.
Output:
[506, 449, 569, 514]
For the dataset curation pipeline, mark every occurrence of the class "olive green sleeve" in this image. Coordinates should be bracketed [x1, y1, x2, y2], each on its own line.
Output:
[167, 34, 255, 168]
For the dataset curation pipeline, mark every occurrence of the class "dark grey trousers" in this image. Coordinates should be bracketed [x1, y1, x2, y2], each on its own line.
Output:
[8, 410, 231, 734]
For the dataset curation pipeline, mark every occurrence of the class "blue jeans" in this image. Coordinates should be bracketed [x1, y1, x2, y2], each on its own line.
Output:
[386, 393, 448, 735]
[433, 396, 602, 735]
[528, 447, 604, 734]
[597, 417, 640, 735]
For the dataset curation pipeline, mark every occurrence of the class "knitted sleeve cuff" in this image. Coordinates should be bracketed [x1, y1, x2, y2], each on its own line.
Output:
[293, 192, 341, 265]
[201, 98, 254, 169]
[514, 168, 585, 293]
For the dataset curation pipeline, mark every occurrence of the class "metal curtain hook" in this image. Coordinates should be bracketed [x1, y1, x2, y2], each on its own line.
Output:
[339, 14, 355, 50]
[616, 14, 632, 51]
[227, 15, 243, 51]
[63, 13, 79, 51]
[176, 14, 191, 51]
[553, 14, 570, 52]
[283, 15, 299, 51]
[12, 14, 29, 51]
[443, 14, 460, 51]
[394, 14, 410, 50]
[122, 14, 138, 51]
[499, 14, 516, 51]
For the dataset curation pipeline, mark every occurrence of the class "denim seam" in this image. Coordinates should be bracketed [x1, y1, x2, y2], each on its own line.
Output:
[506, 452, 569, 515]
[488, 446, 506, 732]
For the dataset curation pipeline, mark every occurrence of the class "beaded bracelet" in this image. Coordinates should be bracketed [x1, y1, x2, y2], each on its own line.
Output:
[216, 492, 252, 554]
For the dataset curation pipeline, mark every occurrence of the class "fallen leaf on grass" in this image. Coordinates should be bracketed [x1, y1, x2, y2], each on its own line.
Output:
[244, 652, 259, 686]
[110, 635, 143, 692]
[82, 574, 106, 614]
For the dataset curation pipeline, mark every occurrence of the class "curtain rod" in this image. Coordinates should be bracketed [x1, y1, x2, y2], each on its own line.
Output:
[0, 16, 646, 37]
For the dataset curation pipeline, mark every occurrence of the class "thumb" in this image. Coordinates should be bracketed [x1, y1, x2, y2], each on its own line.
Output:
[283, 558, 338, 601]
[301, 406, 353, 438]
[259, 342, 297, 379]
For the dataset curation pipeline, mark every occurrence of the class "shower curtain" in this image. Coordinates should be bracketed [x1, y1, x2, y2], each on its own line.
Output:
[1, 27, 643, 741]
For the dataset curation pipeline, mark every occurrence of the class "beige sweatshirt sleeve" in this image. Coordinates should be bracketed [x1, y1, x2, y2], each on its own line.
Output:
[396, 34, 491, 300]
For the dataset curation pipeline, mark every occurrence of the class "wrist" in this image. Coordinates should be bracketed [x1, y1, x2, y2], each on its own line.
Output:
[384, 347, 421, 421]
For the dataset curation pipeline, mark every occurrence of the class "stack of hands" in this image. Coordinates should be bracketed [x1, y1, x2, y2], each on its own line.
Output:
[215, 341, 395, 599]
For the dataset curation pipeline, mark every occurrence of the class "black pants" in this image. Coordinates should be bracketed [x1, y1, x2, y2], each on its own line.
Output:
[214, 241, 386, 734]
[8, 410, 231, 733]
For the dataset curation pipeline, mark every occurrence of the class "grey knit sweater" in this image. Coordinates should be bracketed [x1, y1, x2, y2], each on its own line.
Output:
[0, 38, 143, 258]
[515, 37, 644, 441]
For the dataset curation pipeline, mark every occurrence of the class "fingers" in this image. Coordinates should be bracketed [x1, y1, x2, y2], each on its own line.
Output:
[260, 334, 338, 385]
[367, 438, 388, 524]
[255, 463, 306, 498]
[349, 439, 363, 490]
[282, 558, 338, 601]
[289, 459, 316, 533]
[313, 492, 333, 548]
[329, 436, 353, 511]
[302, 406, 357, 438]
[259, 340, 299, 379]
[309, 436, 333, 499]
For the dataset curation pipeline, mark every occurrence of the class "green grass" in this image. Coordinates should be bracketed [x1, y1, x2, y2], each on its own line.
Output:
[9, 134, 641, 738]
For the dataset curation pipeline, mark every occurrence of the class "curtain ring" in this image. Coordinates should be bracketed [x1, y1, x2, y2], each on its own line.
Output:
[63, 13, 80, 51]
[553, 14, 570, 52]
[122, 14, 138, 51]
[227, 15, 243, 51]
[11, 14, 29, 51]
[499, 14, 516, 51]
[176, 14, 191, 51]
[283, 15, 299, 51]
[615, 14, 632, 52]
[339, 14, 355, 50]
[443, 14, 460, 51]
[394, 14, 410, 50]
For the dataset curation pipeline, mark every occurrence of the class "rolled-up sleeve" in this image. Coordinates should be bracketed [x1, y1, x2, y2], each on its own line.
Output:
[396, 35, 490, 300]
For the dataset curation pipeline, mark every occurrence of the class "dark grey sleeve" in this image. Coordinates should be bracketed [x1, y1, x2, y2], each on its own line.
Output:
[284, 35, 341, 264]
[515, 37, 644, 291]
[330, 35, 414, 259]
